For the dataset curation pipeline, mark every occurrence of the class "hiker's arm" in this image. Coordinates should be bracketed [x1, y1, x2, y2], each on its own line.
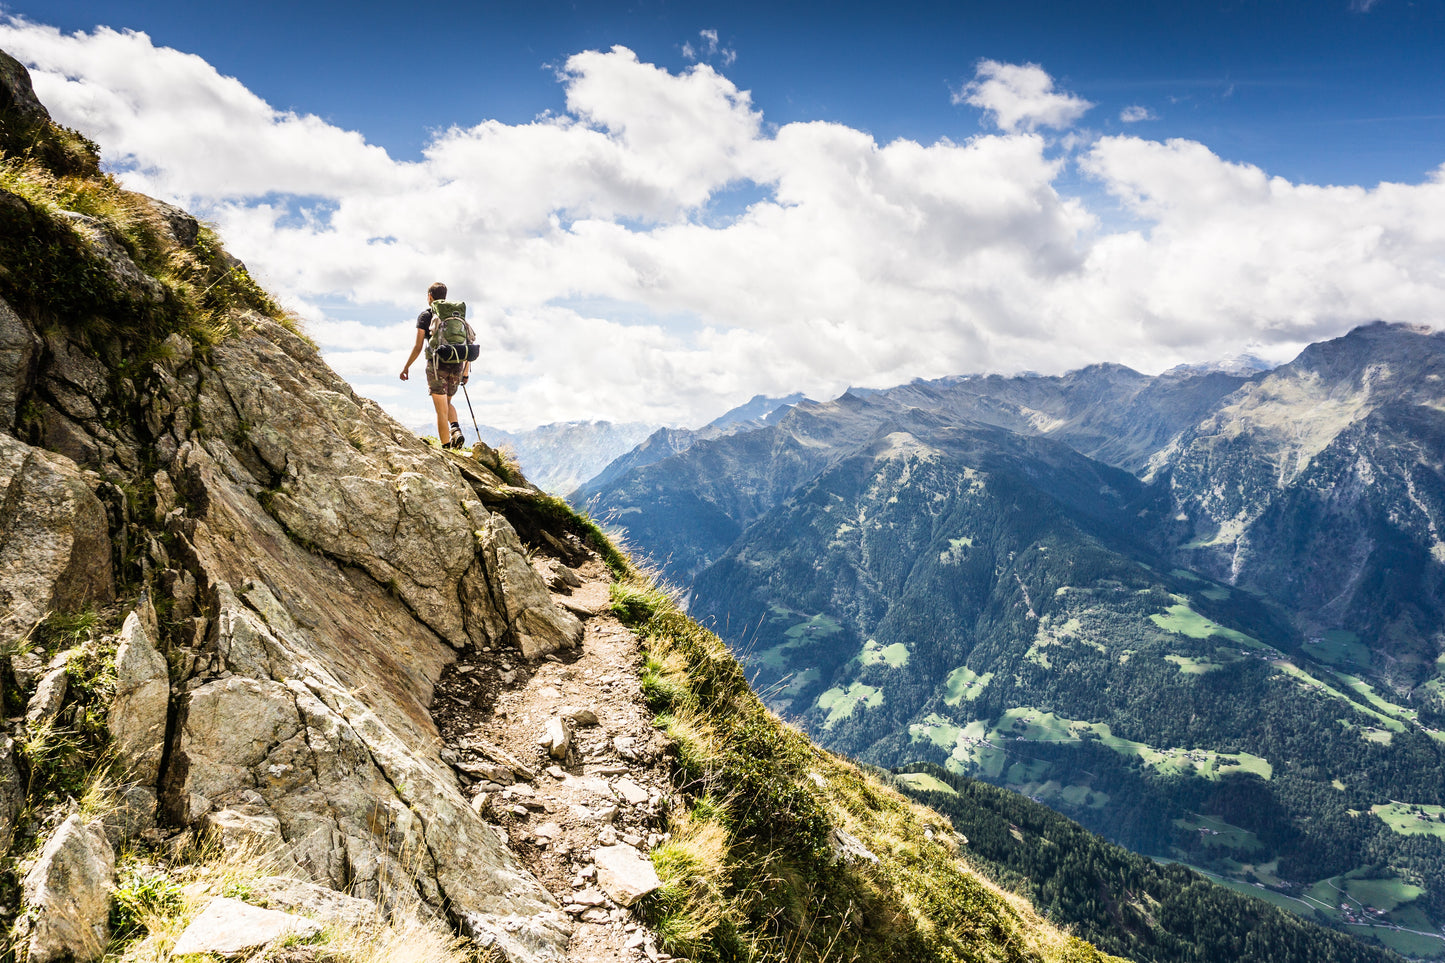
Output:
[400, 328, 426, 380]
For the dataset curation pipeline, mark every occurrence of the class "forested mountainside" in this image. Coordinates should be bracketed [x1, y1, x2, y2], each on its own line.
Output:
[0, 50, 1130, 963]
[578, 322, 1445, 958]
[890, 763, 1400, 963]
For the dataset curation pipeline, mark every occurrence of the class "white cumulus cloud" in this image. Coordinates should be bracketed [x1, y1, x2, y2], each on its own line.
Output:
[955, 59, 1094, 132]
[2, 18, 1442, 435]
[1120, 105, 1156, 123]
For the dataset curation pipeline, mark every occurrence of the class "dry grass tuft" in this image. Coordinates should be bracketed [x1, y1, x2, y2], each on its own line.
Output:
[106, 834, 480, 963]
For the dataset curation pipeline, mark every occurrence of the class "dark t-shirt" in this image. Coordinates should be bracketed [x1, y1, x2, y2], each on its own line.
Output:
[416, 308, 433, 332]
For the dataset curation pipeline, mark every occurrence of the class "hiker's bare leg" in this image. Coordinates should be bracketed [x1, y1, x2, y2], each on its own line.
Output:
[431, 392, 450, 442]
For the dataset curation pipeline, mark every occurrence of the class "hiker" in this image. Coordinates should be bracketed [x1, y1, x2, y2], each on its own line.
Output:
[400, 281, 472, 448]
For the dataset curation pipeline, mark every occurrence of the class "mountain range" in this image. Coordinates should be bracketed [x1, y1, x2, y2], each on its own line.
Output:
[0, 46, 1429, 963]
[576, 321, 1445, 958]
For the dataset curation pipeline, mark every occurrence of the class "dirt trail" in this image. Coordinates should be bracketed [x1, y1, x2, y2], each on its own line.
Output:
[430, 556, 678, 963]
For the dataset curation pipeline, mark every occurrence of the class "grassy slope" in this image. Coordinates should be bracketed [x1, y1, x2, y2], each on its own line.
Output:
[597, 559, 1118, 963]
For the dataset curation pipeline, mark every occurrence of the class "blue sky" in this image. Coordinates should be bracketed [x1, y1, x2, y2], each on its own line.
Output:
[4, 1, 1444, 431]
[31, 0, 1445, 183]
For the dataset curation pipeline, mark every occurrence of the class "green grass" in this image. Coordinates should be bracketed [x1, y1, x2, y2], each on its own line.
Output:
[855, 638, 909, 669]
[782, 611, 843, 642]
[1305, 629, 1373, 667]
[1057, 784, 1109, 809]
[942, 666, 993, 705]
[1330, 671, 1418, 725]
[1271, 661, 1408, 732]
[1165, 654, 1223, 675]
[1371, 802, 1445, 839]
[622, 571, 1119, 962]
[922, 706, 1273, 782]
[0, 157, 296, 354]
[1173, 813, 1263, 853]
[1150, 600, 1261, 648]
[896, 772, 957, 795]
[1342, 876, 1424, 912]
[816, 682, 883, 728]
[910, 714, 963, 751]
[1364, 926, 1445, 960]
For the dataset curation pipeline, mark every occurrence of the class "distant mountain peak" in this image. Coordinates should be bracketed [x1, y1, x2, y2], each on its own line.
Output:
[1164, 354, 1277, 378]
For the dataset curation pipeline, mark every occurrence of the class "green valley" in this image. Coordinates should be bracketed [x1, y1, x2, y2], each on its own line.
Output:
[581, 323, 1445, 952]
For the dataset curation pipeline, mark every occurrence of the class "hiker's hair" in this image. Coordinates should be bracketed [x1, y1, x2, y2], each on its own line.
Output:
[428, 281, 448, 300]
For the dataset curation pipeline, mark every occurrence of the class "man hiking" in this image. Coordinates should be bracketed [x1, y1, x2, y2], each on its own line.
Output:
[400, 281, 472, 449]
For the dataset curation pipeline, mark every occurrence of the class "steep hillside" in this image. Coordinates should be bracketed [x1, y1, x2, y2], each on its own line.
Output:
[1161, 322, 1445, 691]
[0, 52, 1122, 963]
[893, 763, 1403, 963]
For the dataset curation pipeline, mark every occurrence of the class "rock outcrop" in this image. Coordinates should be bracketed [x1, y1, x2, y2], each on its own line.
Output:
[0, 52, 611, 962]
[19, 815, 115, 963]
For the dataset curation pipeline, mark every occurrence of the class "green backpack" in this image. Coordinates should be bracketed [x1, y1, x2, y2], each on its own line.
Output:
[427, 300, 480, 365]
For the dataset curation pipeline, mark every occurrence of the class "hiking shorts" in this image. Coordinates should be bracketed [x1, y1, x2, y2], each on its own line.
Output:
[427, 358, 464, 398]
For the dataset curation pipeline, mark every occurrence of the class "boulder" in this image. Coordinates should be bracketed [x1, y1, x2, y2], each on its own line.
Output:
[26, 662, 69, 726]
[613, 780, 650, 807]
[170, 896, 322, 957]
[0, 434, 114, 653]
[95, 783, 158, 851]
[560, 706, 600, 728]
[533, 557, 582, 592]
[20, 814, 116, 963]
[246, 876, 381, 927]
[478, 513, 583, 660]
[10, 648, 44, 689]
[201, 807, 295, 870]
[591, 844, 662, 907]
[829, 827, 879, 866]
[540, 717, 572, 760]
[108, 597, 170, 784]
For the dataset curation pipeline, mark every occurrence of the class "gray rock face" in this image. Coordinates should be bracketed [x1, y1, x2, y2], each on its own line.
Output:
[170, 896, 322, 957]
[246, 876, 381, 926]
[0, 50, 51, 133]
[20, 814, 116, 963]
[0, 433, 114, 653]
[59, 212, 166, 304]
[108, 597, 170, 784]
[0, 295, 38, 430]
[0, 737, 22, 853]
[163, 576, 570, 958]
[0, 114, 597, 957]
[479, 512, 584, 660]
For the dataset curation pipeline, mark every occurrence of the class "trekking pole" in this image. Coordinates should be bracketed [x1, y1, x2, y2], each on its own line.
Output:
[461, 382, 481, 448]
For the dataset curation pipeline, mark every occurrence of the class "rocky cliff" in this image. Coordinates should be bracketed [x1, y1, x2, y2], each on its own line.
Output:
[0, 51, 1118, 963]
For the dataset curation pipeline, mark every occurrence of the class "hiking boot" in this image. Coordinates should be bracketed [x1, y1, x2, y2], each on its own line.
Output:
[448, 427, 466, 449]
